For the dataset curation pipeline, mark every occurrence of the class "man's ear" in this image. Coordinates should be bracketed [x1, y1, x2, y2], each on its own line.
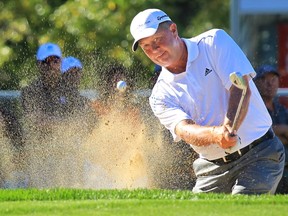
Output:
[170, 23, 178, 36]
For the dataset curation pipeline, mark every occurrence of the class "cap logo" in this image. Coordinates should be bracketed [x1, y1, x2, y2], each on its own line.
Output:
[137, 14, 168, 29]
[157, 15, 168, 20]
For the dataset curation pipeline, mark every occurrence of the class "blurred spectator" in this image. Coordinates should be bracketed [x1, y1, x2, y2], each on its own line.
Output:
[60, 56, 94, 118]
[21, 42, 63, 127]
[61, 56, 82, 90]
[57, 56, 97, 188]
[60, 56, 97, 130]
[2, 42, 63, 189]
[20, 42, 63, 187]
[254, 64, 288, 194]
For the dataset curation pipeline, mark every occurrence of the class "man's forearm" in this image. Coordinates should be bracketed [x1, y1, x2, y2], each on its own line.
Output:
[175, 119, 220, 146]
[175, 119, 238, 149]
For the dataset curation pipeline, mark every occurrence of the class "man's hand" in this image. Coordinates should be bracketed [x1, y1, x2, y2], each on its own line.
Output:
[213, 125, 239, 149]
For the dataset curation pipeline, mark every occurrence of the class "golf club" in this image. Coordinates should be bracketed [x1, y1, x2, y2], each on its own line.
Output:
[225, 72, 247, 154]
[230, 72, 247, 132]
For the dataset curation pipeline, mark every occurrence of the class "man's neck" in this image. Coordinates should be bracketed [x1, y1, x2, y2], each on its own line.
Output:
[166, 39, 187, 74]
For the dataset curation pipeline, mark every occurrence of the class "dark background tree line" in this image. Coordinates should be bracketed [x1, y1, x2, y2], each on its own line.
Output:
[0, 0, 229, 90]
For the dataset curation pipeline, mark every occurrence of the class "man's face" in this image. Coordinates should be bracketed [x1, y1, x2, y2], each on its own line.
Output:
[254, 72, 279, 98]
[138, 23, 179, 67]
[38, 55, 61, 87]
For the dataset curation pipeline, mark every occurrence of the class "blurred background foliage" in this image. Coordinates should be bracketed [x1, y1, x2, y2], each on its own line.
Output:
[0, 0, 229, 90]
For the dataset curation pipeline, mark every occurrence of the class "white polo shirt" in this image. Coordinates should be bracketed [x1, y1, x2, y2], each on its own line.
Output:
[149, 29, 272, 160]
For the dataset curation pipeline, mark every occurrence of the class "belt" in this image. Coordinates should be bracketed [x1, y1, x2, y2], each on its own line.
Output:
[209, 128, 275, 165]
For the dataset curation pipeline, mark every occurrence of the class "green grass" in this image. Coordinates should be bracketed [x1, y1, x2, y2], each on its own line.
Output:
[0, 189, 287, 216]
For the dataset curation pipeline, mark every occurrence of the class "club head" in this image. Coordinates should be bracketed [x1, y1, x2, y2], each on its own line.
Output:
[229, 72, 247, 90]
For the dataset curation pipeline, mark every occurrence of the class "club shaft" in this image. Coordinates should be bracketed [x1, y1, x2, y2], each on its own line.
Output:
[231, 88, 246, 132]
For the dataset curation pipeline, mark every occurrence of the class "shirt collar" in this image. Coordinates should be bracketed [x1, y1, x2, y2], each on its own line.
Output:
[158, 38, 199, 83]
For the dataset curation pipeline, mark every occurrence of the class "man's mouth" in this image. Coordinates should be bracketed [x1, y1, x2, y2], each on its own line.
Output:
[156, 51, 165, 60]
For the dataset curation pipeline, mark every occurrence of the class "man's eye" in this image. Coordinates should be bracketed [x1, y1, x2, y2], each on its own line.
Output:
[141, 45, 149, 51]
[143, 44, 150, 48]
[154, 38, 161, 43]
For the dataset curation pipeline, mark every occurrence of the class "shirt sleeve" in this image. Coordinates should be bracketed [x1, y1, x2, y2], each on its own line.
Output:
[149, 85, 191, 142]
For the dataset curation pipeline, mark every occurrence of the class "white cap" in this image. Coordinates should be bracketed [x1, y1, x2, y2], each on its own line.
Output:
[130, 9, 171, 52]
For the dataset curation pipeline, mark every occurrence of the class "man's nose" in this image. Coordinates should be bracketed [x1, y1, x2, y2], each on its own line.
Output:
[151, 43, 159, 51]
[266, 79, 274, 86]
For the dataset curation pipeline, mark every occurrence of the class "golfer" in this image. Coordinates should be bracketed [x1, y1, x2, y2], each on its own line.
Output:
[130, 8, 285, 194]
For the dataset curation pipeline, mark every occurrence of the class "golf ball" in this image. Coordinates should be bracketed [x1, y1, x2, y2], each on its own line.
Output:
[116, 80, 127, 92]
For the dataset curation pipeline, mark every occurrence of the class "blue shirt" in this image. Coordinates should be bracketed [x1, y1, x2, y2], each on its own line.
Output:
[268, 97, 288, 164]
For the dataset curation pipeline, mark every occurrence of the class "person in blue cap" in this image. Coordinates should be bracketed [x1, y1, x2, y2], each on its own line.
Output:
[60, 56, 96, 120]
[20, 42, 65, 188]
[59, 56, 97, 188]
[35, 42, 62, 89]
[254, 64, 288, 194]
[61, 56, 83, 92]
[21, 42, 63, 119]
